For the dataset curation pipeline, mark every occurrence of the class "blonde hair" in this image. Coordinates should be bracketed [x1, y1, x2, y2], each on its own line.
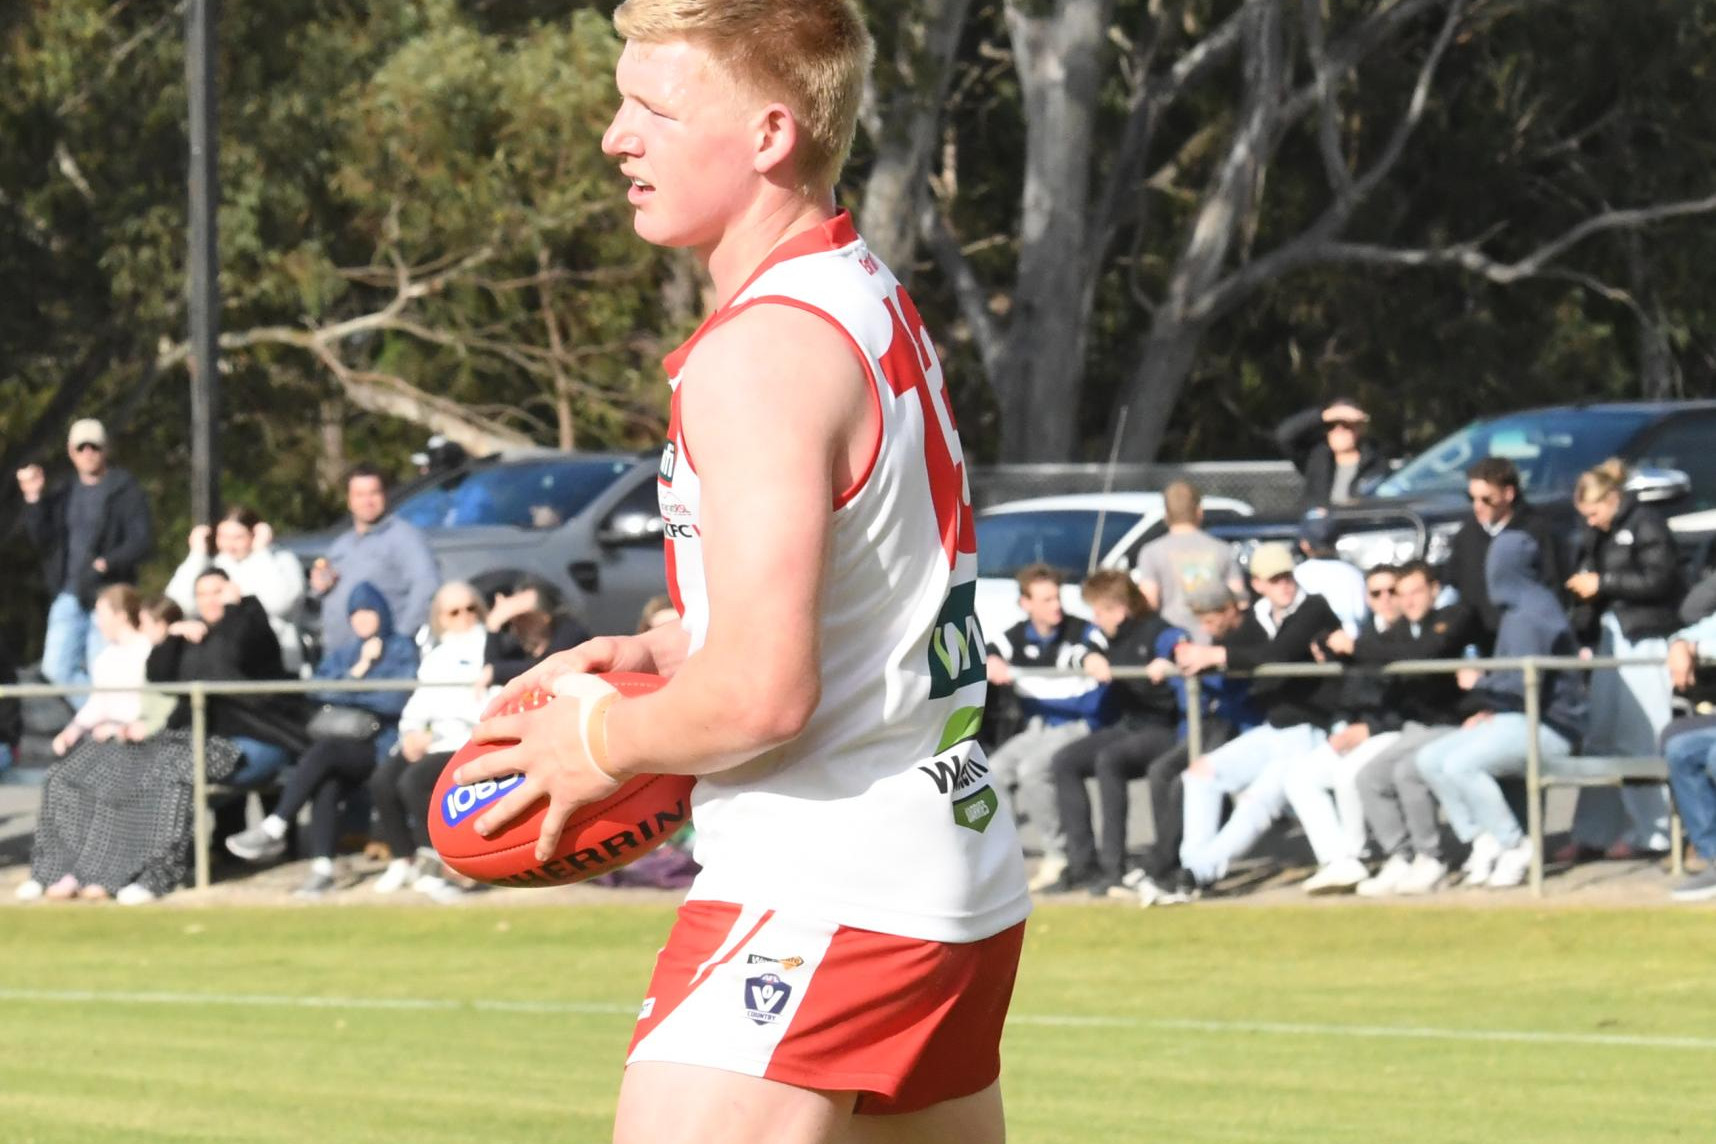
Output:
[95, 583, 142, 627]
[613, 0, 873, 192]
[429, 582, 488, 642]
[1575, 458, 1629, 505]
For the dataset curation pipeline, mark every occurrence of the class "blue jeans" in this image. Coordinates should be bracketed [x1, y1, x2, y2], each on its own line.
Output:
[41, 591, 104, 690]
[0, 743, 13, 774]
[1664, 724, 1716, 862]
[226, 735, 294, 789]
[1415, 713, 1572, 849]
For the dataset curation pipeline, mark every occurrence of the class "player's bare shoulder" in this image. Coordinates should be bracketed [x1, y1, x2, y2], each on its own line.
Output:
[678, 303, 873, 442]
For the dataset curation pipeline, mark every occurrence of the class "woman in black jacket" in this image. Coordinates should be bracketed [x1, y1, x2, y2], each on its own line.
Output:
[1275, 398, 1391, 509]
[1561, 459, 1680, 860]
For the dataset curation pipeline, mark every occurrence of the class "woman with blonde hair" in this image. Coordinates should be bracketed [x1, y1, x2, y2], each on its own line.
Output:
[1561, 458, 1681, 860]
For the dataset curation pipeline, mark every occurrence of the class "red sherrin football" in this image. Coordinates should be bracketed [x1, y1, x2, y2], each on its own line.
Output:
[428, 672, 694, 887]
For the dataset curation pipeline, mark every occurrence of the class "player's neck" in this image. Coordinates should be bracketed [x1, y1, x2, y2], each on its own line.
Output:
[701, 192, 837, 308]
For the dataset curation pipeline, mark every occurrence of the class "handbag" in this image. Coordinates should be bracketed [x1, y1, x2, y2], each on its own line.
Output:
[307, 703, 383, 742]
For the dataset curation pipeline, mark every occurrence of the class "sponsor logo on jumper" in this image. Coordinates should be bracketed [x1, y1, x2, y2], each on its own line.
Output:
[744, 973, 793, 1025]
[918, 740, 1000, 833]
[745, 954, 805, 970]
[659, 442, 678, 482]
[660, 496, 692, 520]
[440, 774, 525, 827]
[859, 253, 880, 275]
[664, 522, 697, 540]
[928, 582, 986, 698]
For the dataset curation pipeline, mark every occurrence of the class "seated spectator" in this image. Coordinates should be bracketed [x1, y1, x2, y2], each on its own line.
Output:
[1131, 480, 1246, 644]
[1048, 572, 1188, 896]
[167, 505, 308, 674]
[149, 569, 309, 796]
[1275, 397, 1388, 509]
[17, 592, 195, 904]
[1414, 532, 1588, 890]
[1294, 516, 1368, 636]
[1656, 609, 1716, 901]
[1282, 565, 1408, 894]
[368, 581, 490, 903]
[1560, 459, 1679, 862]
[1353, 562, 1480, 896]
[982, 563, 1105, 892]
[223, 583, 420, 897]
[480, 577, 592, 690]
[49, 585, 154, 759]
[1445, 457, 1565, 654]
[1172, 543, 1342, 892]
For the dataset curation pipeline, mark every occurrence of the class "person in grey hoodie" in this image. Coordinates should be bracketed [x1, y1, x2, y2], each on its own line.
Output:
[1412, 531, 1588, 890]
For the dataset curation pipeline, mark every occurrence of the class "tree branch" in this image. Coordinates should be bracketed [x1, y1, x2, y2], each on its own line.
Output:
[919, 202, 1002, 376]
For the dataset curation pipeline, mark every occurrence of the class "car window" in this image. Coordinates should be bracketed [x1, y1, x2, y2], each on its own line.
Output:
[1373, 410, 1656, 501]
[975, 509, 1144, 580]
[1633, 416, 1716, 512]
[394, 458, 634, 530]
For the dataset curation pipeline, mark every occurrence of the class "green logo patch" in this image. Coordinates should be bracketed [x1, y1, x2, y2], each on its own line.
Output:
[928, 582, 986, 699]
[952, 786, 999, 833]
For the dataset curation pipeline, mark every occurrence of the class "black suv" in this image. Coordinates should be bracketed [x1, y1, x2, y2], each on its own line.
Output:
[1216, 402, 1716, 571]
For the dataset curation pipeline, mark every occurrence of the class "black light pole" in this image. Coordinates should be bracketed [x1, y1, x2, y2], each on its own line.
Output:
[186, 0, 221, 527]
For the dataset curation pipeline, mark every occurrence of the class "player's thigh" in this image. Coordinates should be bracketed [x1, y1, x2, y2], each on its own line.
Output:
[842, 1081, 1005, 1144]
[615, 1061, 855, 1144]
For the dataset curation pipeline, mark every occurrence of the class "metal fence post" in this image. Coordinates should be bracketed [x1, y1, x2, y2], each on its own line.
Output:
[1523, 661, 1545, 898]
[1185, 673, 1204, 761]
[191, 683, 210, 891]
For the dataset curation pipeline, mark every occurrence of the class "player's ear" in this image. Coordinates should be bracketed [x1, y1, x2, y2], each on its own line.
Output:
[753, 103, 799, 178]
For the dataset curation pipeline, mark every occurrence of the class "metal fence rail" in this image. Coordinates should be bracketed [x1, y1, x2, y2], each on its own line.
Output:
[0, 655, 1689, 897]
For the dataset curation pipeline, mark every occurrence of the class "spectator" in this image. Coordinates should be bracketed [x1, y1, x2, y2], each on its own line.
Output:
[166, 504, 308, 674]
[367, 581, 490, 903]
[148, 569, 310, 798]
[1280, 565, 1409, 894]
[481, 578, 592, 690]
[309, 463, 442, 651]
[17, 592, 197, 904]
[223, 583, 421, 896]
[1556, 459, 1680, 862]
[410, 434, 470, 479]
[982, 564, 1106, 892]
[1049, 571, 1188, 897]
[1353, 561, 1480, 896]
[1660, 609, 1716, 901]
[16, 418, 154, 688]
[1131, 480, 1246, 643]
[1445, 457, 1564, 654]
[48, 585, 153, 760]
[0, 631, 18, 776]
[1172, 543, 1342, 891]
[1294, 515, 1369, 635]
[1275, 398, 1389, 509]
[1414, 532, 1587, 890]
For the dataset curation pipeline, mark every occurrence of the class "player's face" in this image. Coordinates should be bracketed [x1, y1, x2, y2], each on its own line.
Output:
[603, 40, 763, 253]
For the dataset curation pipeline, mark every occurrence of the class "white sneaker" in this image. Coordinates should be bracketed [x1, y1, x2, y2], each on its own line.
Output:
[1355, 854, 1413, 898]
[1462, 833, 1502, 887]
[1303, 856, 1369, 896]
[1486, 840, 1533, 888]
[115, 884, 157, 906]
[14, 879, 43, 902]
[415, 875, 466, 904]
[1395, 854, 1449, 896]
[1026, 854, 1068, 893]
[372, 858, 415, 894]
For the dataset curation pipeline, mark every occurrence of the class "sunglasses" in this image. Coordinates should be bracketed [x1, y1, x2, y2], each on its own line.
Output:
[1467, 492, 1504, 507]
[73, 442, 104, 453]
[1324, 420, 1363, 432]
[442, 604, 478, 618]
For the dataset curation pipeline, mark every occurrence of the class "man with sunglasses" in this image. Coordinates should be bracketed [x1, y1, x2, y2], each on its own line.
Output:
[1275, 398, 1390, 510]
[16, 419, 153, 688]
[1445, 456, 1565, 654]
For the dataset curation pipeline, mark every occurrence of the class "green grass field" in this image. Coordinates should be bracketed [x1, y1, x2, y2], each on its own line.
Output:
[1, 903, 1710, 1143]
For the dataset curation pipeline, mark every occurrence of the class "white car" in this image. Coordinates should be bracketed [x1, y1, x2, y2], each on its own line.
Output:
[972, 492, 1254, 643]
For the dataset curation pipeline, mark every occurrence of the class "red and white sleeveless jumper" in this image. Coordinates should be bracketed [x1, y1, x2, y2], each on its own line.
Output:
[656, 212, 1030, 944]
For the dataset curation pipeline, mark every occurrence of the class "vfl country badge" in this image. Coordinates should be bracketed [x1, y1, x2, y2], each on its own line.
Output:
[744, 973, 793, 1026]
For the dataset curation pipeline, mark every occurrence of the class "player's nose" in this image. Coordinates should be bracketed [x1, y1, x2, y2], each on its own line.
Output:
[602, 109, 639, 158]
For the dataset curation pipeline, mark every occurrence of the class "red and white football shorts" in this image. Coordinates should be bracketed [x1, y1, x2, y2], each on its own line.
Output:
[626, 900, 1026, 1115]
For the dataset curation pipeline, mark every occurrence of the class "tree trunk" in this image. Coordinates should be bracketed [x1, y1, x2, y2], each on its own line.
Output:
[858, 0, 975, 280]
[317, 398, 346, 491]
[1113, 317, 1210, 463]
[993, 0, 1112, 462]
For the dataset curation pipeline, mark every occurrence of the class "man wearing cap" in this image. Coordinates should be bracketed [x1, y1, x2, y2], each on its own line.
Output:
[16, 419, 154, 687]
[1275, 398, 1390, 509]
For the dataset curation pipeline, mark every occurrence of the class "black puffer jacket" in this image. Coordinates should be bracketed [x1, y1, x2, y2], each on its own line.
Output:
[1568, 494, 1683, 643]
[1275, 407, 1391, 509]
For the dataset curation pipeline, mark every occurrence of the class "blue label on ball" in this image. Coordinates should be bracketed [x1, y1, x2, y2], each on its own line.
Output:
[441, 774, 525, 827]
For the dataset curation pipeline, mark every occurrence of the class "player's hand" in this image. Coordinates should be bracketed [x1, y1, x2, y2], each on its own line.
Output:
[481, 636, 656, 718]
[457, 690, 622, 862]
[16, 465, 44, 502]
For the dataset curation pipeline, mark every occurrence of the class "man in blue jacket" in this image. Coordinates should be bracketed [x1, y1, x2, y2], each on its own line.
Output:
[984, 563, 1105, 892]
[1413, 531, 1587, 890]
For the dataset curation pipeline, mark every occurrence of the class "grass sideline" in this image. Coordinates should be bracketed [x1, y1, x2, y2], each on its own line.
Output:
[0, 905, 1709, 1143]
